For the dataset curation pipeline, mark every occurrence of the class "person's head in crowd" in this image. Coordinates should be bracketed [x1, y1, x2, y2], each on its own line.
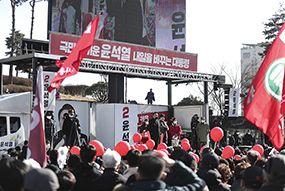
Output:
[153, 112, 158, 119]
[263, 154, 285, 186]
[144, 118, 149, 125]
[10, 150, 19, 159]
[254, 157, 267, 169]
[24, 168, 59, 191]
[56, 170, 76, 191]
[67, 154, 81, 170]
[218, 163, 231, 183]
[24, 140, 29, 146]
[201, 152, 219, 169]
[214, 147, 223, 157]
[137, 152, 165, 180]
[247, 150, 259, 165]
[172, 117, 177, 125]
[15, 146, 21, 153]
[159, 113, 165, 121]
[233, 162, 251, 180]
[0, 158, 30, 191]
[200, 147, 213, 161]
[170, 148, 197, 172]
[126, 149, 142, 167]
[102, 149, 121, 169]
[7, 148, 15, 155]
[241, 166, 263, 190]
[46, 140, 51, 151]
[49, 150, 59, 166]
[80, 144, 96, 163]
[23, 158, 41, 169]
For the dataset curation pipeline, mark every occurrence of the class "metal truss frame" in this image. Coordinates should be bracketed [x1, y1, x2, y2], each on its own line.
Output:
[79, 59, 220, 82]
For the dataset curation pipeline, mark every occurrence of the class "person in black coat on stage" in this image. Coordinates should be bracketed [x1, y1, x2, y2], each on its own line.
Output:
[149, 112, 161, 148]
[62, 109, 81, 147]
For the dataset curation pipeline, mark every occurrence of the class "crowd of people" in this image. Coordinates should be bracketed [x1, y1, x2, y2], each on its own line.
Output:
[1, 136, 285, 191]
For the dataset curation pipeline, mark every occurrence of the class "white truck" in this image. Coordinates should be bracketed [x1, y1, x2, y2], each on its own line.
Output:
[0, 91, 207, 150]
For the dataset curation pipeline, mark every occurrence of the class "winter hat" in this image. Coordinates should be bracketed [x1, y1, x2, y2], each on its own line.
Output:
[202, 152, 220, 168]
[24, 168, 59, 191]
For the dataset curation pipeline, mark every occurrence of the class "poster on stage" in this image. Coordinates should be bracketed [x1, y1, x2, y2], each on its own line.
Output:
[48, 0, 186, 52]
[43, 72, 56, 111]
[114, 104, 138, 145]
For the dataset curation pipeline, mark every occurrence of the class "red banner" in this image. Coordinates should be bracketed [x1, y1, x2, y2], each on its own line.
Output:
[49, 33, 197, 72]
[27, 66, 47, 167]
[244, 22, 285, 151]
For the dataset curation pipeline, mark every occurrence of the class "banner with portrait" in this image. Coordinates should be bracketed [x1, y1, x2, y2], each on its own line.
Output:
[48, 0, 186, 52]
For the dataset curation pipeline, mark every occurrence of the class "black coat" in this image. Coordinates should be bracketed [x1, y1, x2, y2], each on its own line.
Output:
[71, 162, 101, 191]
[91, 168, 126, 191]
[197, 166, 230, 191]
[149, 118, 161, 146]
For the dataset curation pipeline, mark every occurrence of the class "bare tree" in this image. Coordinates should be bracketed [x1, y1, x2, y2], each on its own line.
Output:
[29, 0, 47, 39]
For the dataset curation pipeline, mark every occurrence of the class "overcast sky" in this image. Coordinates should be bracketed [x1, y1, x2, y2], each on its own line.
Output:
[0, 1, 282, 105]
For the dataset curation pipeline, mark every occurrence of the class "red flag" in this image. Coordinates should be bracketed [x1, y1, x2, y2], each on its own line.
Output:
[27, 66, 47, 167]
[244, 22, 285, 151]
[47, 15, 100, 92]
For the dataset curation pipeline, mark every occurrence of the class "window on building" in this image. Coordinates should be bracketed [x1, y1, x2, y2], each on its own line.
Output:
[10, 117, 21, 134]
[0, 117, 7, 137]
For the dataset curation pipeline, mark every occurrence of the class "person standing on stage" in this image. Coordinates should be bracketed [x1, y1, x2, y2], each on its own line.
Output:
[149, 112, 161, 148]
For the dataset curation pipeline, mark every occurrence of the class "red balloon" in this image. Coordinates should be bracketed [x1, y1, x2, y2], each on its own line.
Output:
[234, 155, 241, 160]
[253, 144, 264, 156]
[134, 144, 140, 149]
[154, 150, 168, 158]
[222, 146, 235, 159]
[200, 146, 206, 153]
[191, 153, 200, 164]
[130, 145, 135, 150]
[70, 146, 80, 155]
[138, 144, 148, 151]
[133, 133, 142, 143]
[146, 139, 155, 149]
[182, 142, 190, 151]
[210, 127, 224, 142]
[114, 141, 131, 156]
[89, 140, 105, 156]
[181, 138, 189, 145]
[157, 143, 167, 150]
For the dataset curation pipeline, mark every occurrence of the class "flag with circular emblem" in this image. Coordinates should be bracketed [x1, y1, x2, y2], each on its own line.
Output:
[244, 22, 285, 151]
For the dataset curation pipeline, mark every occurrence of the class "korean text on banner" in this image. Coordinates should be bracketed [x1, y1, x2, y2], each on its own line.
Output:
[47, 15, 100, 92]
[228, 88, 240, 117]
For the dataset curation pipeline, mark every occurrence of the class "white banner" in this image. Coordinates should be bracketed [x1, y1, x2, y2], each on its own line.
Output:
[114, 104, 138, 145]
[43, 72, 56, 111]
[228, 88, 240, 117]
